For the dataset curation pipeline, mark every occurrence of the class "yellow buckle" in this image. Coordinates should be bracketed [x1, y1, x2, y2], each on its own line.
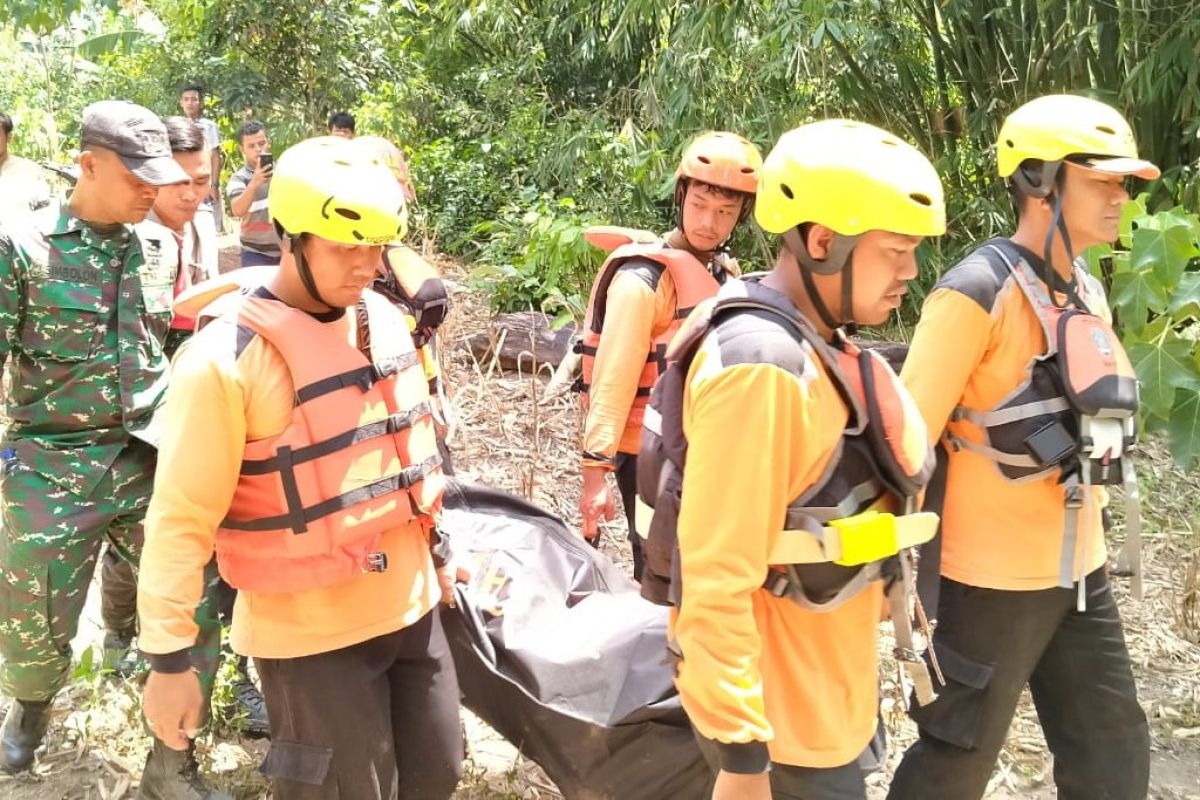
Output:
[829, 511, 900, 566]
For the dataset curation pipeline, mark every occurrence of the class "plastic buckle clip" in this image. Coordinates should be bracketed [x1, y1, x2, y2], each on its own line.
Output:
[364, 552, 389, 573]
[354, 367, 380, 393]
[829, 511, 899, 567]
[763, 570, 791, 598]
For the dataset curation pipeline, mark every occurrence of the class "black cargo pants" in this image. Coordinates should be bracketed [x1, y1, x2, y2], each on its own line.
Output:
[254, 609, 463, 800]
[887, 568, 1148, 800]
[695, 729, 883, 800]
[613, 452, 643, 582]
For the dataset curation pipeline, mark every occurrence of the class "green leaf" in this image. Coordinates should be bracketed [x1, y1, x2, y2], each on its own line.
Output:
[1160, 206, 1200, 237]
[76, 31, 146, 60]
[1131, 224, 1196, 288]
[1111, 269, 1168, 332]
[1112, 251, 1132, 275]
[549, 308, 575, 330]
[1084, 244, 1113, 280]
[71, 644, 95, 682]
[1128, 336, 1200, 420]
[1117, 198, 1145, 248]
[1167, 388, 1200, 470]
[1168, 272, 1200, 315]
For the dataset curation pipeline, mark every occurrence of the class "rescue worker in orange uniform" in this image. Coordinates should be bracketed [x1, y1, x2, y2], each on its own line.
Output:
[137, 136, 462, 800]
[578, 131, 762, 578]
[640, 120, 946, 799]
[888, 96, 1155, 800]
[174, 134, 455, 474]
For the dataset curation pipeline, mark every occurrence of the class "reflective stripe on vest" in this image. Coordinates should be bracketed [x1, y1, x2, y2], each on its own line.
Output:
[215, 290, 444, 593]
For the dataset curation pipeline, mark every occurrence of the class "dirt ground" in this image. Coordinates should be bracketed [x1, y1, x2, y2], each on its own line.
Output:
[1, 254, 1198, 799]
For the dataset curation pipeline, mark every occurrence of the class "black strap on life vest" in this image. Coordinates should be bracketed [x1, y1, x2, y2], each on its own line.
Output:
[240, 402, 433, 477]
[223, 453, 443, 534]
[294, 352, 421, 405]
[575, 379, 651, 398]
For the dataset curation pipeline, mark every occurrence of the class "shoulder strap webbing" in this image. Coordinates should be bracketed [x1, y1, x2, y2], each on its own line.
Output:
[696, 281, 867, 429]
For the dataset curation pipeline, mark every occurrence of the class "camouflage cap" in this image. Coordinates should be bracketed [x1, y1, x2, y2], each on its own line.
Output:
[81, 100, 189, 186]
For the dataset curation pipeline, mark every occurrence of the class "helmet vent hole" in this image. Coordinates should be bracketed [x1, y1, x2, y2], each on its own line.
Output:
[909, 193, 932, 207]
[881, 139, 898, 147]
[1096, 125, 1116, 135]
[1005, 139, 1015, 148]
[697, 155, 712, 164]
[740, 166, 755, 174]
[335, 208, 362, 220]
[780, 183, 794, 200]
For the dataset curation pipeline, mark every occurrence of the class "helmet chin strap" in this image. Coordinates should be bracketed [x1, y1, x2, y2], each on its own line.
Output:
[1042, 169, 1087, 310]
[1011, 160, 1086, 310]
[290, 235, 334, 309]
[840, 253, 858, 337]
[782, 226, 860, 335]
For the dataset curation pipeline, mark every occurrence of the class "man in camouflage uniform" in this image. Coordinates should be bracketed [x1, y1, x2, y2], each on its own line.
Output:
[99, 115, 271, 739]
[0, 101, 226, 800]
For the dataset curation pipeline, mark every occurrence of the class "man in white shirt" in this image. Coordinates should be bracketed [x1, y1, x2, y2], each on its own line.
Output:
[179, 84, 224, 236]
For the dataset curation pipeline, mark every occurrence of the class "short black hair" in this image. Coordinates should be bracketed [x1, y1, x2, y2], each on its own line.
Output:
[1006, 158, 1056, 218]
[162, 116, 206, 153]
[0, 112, 12, 136]
[237, 120, 266, 145]
[180, 83, 204, 99]
[328, 111, 356, 132]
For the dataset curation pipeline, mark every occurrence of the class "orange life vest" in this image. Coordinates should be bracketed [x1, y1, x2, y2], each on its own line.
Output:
[214, 290, 445, 593]
[636, 278, 941, 704]
[575, 227, 724, 450]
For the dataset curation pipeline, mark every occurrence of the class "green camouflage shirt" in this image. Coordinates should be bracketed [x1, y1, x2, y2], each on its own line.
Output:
[0, 202, 177, 498]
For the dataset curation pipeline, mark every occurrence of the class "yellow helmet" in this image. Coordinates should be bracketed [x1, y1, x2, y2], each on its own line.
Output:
[755, 120, 945, 239]
[676, 131, 763, 195]
[269, 136, 408, 246]
[997, 95, 1159, 180]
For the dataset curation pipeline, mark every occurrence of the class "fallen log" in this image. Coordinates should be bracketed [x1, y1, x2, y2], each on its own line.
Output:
[466, 311, 578, 374]
[464, 313, 907, 380]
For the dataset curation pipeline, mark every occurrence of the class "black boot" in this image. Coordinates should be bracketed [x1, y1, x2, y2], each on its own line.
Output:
[0, 699, 51, 773]
[137, 740, 233, 800]
[227, 658, 270, 739]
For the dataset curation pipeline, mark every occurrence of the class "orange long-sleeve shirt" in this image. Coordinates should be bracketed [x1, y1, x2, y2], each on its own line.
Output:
[582, 262, 687, 462]
[137, 303, 439, 664]
[901, 240, 1107, 591]
[673, 299, 883, 772]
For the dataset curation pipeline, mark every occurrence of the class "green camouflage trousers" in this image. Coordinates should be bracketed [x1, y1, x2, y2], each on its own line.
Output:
[0, 443, 221, 706]
[98, 547, 226, 710]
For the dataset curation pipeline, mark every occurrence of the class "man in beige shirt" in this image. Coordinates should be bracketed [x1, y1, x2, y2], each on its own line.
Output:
[0, 112, 51, 226]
